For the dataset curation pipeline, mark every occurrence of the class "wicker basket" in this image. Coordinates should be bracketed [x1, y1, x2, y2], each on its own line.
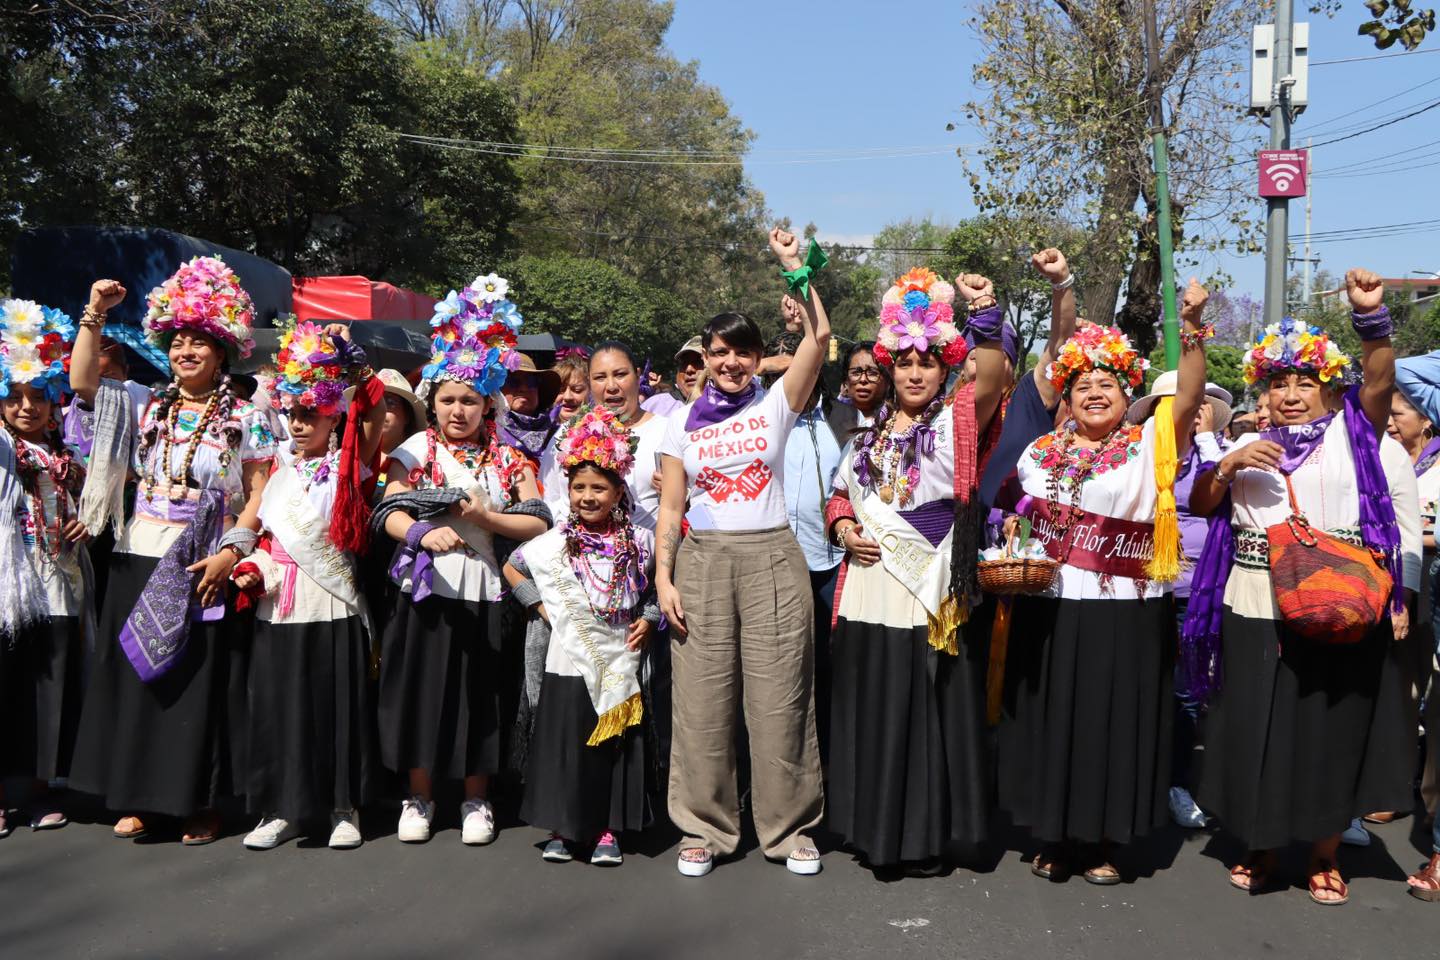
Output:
[976, 556, 1059, 595]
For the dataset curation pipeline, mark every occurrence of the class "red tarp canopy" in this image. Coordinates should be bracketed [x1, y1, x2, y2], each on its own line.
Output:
[292, 275, 436, 323]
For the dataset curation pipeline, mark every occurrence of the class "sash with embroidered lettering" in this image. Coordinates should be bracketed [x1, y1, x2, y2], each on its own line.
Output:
[1020, 498, 1155, 580]
[526, 528, 644, 745]
[259, 459, 363, 609]
[853, 489, 963, 655]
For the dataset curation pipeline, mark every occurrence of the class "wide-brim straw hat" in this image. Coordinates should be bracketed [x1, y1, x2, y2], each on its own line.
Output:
[345, 367, 426, 427]
[1127, 369, 1233, 431]
[509, 353, 564, 410]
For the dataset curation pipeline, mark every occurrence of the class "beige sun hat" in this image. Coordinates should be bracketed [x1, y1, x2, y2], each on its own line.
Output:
[375, 368, 426, 427]
[1126, 369, 1233, 430]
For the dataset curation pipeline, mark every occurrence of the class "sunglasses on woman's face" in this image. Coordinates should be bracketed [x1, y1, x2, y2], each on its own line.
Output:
[847, 366, 883, 382]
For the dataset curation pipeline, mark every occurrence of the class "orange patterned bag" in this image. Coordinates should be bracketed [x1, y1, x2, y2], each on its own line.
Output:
[1266, 476, 1391, 645]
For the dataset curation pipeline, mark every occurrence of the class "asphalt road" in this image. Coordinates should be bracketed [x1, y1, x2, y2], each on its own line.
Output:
[2, 788, 1438, 959]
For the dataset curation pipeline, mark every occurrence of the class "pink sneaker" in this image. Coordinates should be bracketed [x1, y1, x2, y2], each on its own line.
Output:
[591, 830, 622, 866]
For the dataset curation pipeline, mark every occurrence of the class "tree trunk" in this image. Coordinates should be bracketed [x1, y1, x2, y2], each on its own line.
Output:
[1080, 158, 1140, 325]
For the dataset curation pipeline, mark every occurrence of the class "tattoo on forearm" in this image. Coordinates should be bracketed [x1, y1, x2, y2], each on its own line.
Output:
[660, 522, 681, 574]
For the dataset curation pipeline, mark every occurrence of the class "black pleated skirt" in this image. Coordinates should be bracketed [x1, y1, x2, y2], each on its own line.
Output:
[377, 593, 504, 780]
[0, 615, 85, 781]
[997, 595, 1174, 845]
[519, 673, 650, 840]
[69, 554, 250, 817]
[1197, 609, 1413, 850]
[826, 615, 990, 866]
[244, 615, 376, 823]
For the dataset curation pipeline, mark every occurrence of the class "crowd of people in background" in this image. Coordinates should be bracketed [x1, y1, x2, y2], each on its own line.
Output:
[2, 227, 1439, 908]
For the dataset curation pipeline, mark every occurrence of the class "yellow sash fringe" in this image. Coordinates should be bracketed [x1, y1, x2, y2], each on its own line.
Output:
[586, 691, 644, 746]
[927, 593, 965, 656]
[1147, 395, 1181, 583]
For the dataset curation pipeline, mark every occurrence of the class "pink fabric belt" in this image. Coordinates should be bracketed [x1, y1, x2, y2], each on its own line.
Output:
[267, 539, 300, 618]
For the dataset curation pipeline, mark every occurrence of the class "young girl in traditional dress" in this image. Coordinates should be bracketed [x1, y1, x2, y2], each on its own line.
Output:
[0, 297, 88, 837]
[505, 406, 657, 866]
[374, 273, 550, 845]
[230, 319, 385, 850]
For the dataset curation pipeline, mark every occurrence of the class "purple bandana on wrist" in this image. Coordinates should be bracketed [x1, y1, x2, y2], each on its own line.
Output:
[389, 521, 438, 603]
[1351, 305, 1393, 342]
[685, 379, 758, 431]
[963, 312, 1018, 366]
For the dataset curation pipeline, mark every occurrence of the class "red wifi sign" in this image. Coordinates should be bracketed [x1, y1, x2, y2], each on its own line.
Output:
[1258, 150, 1308, 199]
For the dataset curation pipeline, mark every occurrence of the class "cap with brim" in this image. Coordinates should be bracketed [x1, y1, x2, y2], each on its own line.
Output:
[346, 367, 425, 428]
[1126, 369, 1233, 430]
[507, 354, 564, 410]
[674, 336, 703, 362]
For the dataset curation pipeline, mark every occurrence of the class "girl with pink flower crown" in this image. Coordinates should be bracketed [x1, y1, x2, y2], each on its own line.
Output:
[822, 253, 1071, 875]
[69, 261, 277, 846]
[504, 406, 657, 866]
[228, 319, 386, 851]
[0, 296, 88, 838]
[374, 273, 551, 846]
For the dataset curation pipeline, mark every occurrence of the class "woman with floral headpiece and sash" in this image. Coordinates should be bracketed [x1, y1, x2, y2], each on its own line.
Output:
[1187, 270, 1420, 906]
[69, 261, 276, 846]
[996, 280, 1210, 885]
[228, 319, 385, 851]
[0, 296, 88, 837]
[820, 251, 1073, 874]
[504, 405, 658, 867]
[374, 273, 551, 847]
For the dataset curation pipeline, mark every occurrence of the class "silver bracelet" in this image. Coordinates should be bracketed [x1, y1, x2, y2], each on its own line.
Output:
[1051, 274, 1075, 292]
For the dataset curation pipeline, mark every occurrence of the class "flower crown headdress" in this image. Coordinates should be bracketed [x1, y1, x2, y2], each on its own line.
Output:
[1045, 322, 1148, 395]
[270, 317, 371, 417]
[0, 299, 77, 402]
[1242, 316, 1351, 387]
[143, 256, 256, 362]
[555, 405, 639, 480]
[872, 267, 969, 368]
[420, 272, 523, 398]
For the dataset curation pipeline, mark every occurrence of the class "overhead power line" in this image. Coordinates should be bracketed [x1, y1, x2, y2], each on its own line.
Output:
[1310, 48, 1440, 66]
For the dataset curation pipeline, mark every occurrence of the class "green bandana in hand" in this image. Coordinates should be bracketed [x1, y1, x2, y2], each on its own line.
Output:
[779, 239, 830, 299]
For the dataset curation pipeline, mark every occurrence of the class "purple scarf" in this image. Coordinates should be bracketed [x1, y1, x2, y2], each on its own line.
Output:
[1181, 387, 1402, 702]
[685, 379, 757, 431]
[1415, 435, 1440, 476]
[499, 408, 556, 462]
[117, 489, 225, 683]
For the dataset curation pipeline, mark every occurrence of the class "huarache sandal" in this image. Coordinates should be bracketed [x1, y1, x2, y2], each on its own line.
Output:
[1229, 852, 1277, 893]
[181, 810, 221, 846]
[1307, 861, 1349, 906]
[1407, 853, 1440, 902]
[112, 815, 147, 840]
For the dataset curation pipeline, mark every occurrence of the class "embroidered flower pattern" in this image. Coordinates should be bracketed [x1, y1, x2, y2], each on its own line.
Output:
[1030, 424, 1144, 483]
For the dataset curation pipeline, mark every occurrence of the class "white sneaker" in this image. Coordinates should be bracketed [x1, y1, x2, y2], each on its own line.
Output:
[243, 816, 297, 850]
[329, 809, 362, 849]
[1168, 786, 1208, 829]
[461, 798, 496, 845]
[397, 796, 435, 843]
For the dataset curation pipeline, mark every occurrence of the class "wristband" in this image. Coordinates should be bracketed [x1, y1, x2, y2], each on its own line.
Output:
[1351, 305, 1393, 342]
[218, 526, 258, 557]
[406, 521, 437, 549]
[965, 303, 1005, 342]
[1180, 323, 1214, 351]
[1051, 274, 1075, 291]
[779, 239, 830, 300]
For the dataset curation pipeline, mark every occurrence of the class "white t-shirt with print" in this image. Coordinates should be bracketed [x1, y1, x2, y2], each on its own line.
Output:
[658, 380, 801, 532]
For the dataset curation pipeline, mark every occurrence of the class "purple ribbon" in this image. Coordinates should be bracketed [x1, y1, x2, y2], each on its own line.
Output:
[1178, 475, 1231, 703]
[389, 521, 437, 603]
[1415, 435, 1440, 476]
[639, 358, 655, 400]
[684, 379, 757, 431]
[1344, 385, 1403, 612]
[1350, 305, 1393, 342]
[117, 489, 225, 683]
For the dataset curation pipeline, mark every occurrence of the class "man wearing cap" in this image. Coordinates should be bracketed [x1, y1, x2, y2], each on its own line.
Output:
[498, 354, 564, 463]
[642, 337, 704, 417]
[1128, 370, 1233, 831]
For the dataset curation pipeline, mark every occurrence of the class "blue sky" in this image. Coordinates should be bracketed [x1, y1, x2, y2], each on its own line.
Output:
[666, 1, 1440, 300]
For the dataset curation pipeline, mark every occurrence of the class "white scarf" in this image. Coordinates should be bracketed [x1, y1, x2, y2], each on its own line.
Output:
[852, 489, 961, 654]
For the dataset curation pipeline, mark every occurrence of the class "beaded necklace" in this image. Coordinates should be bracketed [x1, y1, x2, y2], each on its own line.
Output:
[147, 393, 222, 501]
[1041, 424, 1131, 557]
[870, 396, 944, 507]
[3, 425, 80, 565]
[564, 517, 646, 624]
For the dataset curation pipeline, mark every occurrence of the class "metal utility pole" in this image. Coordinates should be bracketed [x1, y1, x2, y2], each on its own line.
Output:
[1141, 0, 1181, 369]
[1303, 136, 1313, 303]
[1263, 0, 1295, 327]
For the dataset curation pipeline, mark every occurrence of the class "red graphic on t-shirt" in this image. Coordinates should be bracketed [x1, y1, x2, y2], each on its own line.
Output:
[695, 459, 772, 503]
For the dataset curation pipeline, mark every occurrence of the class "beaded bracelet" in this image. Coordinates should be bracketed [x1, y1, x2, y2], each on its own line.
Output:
[1180, 323, 1214, 351]
[80, 307, 107, 329]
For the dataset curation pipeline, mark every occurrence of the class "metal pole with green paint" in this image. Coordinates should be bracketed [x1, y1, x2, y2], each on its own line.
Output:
[1142, 0, 1180, 371]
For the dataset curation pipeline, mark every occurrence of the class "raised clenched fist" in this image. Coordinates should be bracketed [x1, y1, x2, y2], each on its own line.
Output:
[955, 274, 995, 304]
[1180, 278, 1208, 322]
[1345, 268, 1384, 314]
[1031, 248, 1070, 284]
[769, 227, 801, 269]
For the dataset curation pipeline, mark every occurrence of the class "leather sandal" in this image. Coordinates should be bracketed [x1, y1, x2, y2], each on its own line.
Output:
[1362, 811, 1400, 824]
[1307, 861, 1349, 906]
[1031, 846, 1071, 882]
[181, 810, 221, 846]
[1083, 862, 1122, 886]
[1407, 853, 1440, 902]
[113, 815, 147, 840]
[1229, 851, 1277, 893]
